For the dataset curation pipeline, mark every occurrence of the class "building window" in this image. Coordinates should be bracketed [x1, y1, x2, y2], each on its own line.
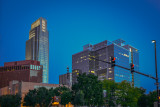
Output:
[109, 71, 112, 73]
[33, 65, 34, 70]
[35, 65, 37, 70]
[30, 65, 32, 69]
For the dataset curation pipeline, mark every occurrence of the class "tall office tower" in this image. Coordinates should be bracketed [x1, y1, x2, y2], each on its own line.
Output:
[72, 39, 140, 87]
[26, 17, 49, 83]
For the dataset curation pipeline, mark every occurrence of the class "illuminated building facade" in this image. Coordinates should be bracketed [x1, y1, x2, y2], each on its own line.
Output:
[72, 39, 140, 87]
[0, 60, 43, 88]
[26, 17, 49, 83]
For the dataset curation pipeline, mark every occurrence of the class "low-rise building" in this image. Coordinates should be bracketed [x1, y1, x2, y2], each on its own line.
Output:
[0, 60, 43, 88]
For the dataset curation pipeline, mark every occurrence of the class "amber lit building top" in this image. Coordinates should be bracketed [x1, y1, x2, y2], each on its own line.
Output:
[0, 60, 43, 88]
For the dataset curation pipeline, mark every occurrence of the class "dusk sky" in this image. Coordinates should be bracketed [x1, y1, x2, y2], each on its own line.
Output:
[0, 0, 160, 93]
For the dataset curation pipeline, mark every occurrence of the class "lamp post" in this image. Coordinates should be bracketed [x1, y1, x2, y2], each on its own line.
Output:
[152, 40, 159, 107]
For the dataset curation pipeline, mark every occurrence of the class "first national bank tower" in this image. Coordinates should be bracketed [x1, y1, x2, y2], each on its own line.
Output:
[26, 17, 49, 83]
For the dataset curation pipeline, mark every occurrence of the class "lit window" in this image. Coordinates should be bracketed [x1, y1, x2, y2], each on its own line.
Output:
[91, 71, 95, 74]
[108, 78, 112, 80]
[30, 65, 32, 69]
[109, 71, 112, 73]
[35, 65, 37, 70]
[42, 20, 46, 32]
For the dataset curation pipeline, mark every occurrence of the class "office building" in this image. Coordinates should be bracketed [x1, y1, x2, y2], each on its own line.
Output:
[72, 39, 140, 87]
[59, 67, 72, 87]
[0, 60, 43, 88]
[59, 73, 72, 87]
[26, 17, 49, 83]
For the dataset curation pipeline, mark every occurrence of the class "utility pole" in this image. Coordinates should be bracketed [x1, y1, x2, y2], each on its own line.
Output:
[152, 40, 159, 107]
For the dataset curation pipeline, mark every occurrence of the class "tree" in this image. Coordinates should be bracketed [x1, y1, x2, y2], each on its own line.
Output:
[60, 91, 72, 106]
[23, 86, 71, 107]
[23, 87, 54, 107]
[115, 80, 141, 107]
[72, 73, 104, 106]
[0, 94, 21, 107]
[147, 91, 157, 107]
[73, 90, 84, 106]
[36, 87, 50, 107]
[23, 89, 37, 107]
[102, 79, 118, 106]
[137, 88, 147, 107]
[53, 86, 70, 96]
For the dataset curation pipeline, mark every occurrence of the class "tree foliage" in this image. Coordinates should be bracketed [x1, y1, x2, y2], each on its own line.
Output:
[73, 90, 85, 106]
[102, 80, 145, 107]
[23, 86, 71, 107]
[60, 91, 72, 105]
[0, 94, 21, 107]
[23, 89, 37, 107]
[102, 79, 118, 106]
[72, 73, 104, 106]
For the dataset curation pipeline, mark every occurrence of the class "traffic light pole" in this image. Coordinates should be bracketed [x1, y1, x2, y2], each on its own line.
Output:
[89, 56, 157, 82]
[115, 64, 157, 80]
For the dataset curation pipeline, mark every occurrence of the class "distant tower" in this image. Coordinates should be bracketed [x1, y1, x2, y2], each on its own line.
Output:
[59, 66, 72, 87]
[26, 17, 49, 83]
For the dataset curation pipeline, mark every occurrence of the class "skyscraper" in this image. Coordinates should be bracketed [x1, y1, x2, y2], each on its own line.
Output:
[26, 17, 49, 83]
[72, 39, 140, 87]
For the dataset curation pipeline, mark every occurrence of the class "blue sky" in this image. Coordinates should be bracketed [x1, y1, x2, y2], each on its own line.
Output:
[0, 0, 160, 93]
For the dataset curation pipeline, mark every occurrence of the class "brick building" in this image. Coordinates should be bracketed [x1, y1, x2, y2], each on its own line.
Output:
[0, 60, 43, 88]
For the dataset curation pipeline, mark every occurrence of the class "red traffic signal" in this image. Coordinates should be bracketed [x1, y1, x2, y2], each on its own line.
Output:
[112, 57, 116, 61]
[131, 64, 134, 68]
[111, 57, 116, 67]
[130, 63, 134, 72]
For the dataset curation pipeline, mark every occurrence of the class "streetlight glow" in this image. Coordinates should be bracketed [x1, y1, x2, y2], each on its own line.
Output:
[152, 40, 156, 43]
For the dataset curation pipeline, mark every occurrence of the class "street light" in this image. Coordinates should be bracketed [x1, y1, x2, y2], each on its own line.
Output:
[152, 40, 159, 107]
[152, 40, 156, 43]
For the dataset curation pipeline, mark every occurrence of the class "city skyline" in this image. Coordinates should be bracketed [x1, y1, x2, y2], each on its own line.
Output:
[1, 0, 160, 93]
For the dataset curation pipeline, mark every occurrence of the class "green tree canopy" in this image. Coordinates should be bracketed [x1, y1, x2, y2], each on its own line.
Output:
[0, 94, 21, 107]
[23, 89, 37, 107]
[60, 91, 72, 105]
[72, 73, 104, 106]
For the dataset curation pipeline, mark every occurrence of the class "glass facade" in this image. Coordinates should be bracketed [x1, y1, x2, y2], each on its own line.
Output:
[114, 44, 132, 83]
[26, 17, 49, 83]
[113, 43, 140, 88]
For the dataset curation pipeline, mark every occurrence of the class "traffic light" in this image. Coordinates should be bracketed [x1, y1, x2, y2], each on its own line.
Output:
[130, 63, 134, 73]
[111, 57, 116, 67]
